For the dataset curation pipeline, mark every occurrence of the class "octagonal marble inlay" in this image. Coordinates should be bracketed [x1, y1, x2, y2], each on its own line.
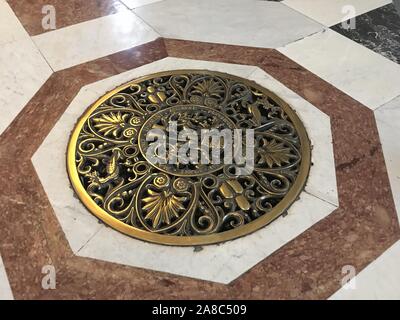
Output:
[32, 57, 338, 284]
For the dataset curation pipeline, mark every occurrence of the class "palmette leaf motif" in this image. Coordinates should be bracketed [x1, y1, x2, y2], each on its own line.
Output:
[93, 112, 127, 137]
[142, 189, 187, 228]
[260, 139, 294, 168]
[70, 70, 310, 245]
[192, 79, 224, 97]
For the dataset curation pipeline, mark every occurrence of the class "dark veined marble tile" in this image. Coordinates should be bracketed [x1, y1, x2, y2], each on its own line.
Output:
[331, 3, 400, 64]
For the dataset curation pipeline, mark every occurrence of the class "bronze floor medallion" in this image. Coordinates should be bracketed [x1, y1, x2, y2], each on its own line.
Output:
[67, 70, 311, 246]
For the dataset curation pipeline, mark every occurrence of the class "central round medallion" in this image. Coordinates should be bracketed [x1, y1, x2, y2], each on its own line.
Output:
[138, 105, 236, 176]
[67, 70, 311, 246]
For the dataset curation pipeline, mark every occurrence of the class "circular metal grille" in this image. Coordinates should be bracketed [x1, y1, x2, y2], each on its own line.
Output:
[67, 70, 311, 246]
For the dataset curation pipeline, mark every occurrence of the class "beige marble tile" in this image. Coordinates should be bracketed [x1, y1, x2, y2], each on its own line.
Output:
[283, 0, 392, 27]
[0, 255, 13, 300]
[0, 38, 52, 136]
[32, 89, 105, 252]
[33, 11, 160, 71]
[120, 0, 163, 9]
[79, 192, 335, 284]
[134, 0, 323, 48]
[0, 0, 29, 45]
[278, 29, 400, 110]
[375, 95, 400, 221]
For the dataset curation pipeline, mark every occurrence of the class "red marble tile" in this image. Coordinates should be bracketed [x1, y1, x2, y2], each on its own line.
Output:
[6, 0, 126, 36]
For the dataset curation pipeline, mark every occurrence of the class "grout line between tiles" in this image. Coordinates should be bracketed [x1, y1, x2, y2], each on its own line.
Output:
[131, 8, 163, 37]
[30, 37, 56, 73]
[76, 225, 105, 254]
[374, 93, 400, 112]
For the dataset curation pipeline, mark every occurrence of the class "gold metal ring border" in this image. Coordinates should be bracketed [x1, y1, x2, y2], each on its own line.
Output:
[67, 70, 312, 246]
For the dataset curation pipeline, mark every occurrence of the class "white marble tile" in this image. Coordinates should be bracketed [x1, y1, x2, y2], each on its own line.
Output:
[283, 0, 392, 27]
[0, 0, 29, 45]
[375, 95, 400, 221]
[33, 11, 160, 71]
[278, 29, 400, 110]
[134, 0, 323, 48]
[0, 255, 13, 300]
[80, 192, 335, 284]
[330, 240, 400, 300]
[120, 0, 163, 9]
[32, 89, 105, 253]
[249, 68, 338, 206]
[0, 38, 53, 136]
[33, 57, 337, 283]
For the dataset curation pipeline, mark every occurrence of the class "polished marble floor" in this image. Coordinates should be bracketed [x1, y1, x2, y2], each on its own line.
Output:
[0, 0, 399, 300]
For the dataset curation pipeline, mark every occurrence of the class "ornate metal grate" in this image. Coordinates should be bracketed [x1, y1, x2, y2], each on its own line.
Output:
[67, 70, 311, 246]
